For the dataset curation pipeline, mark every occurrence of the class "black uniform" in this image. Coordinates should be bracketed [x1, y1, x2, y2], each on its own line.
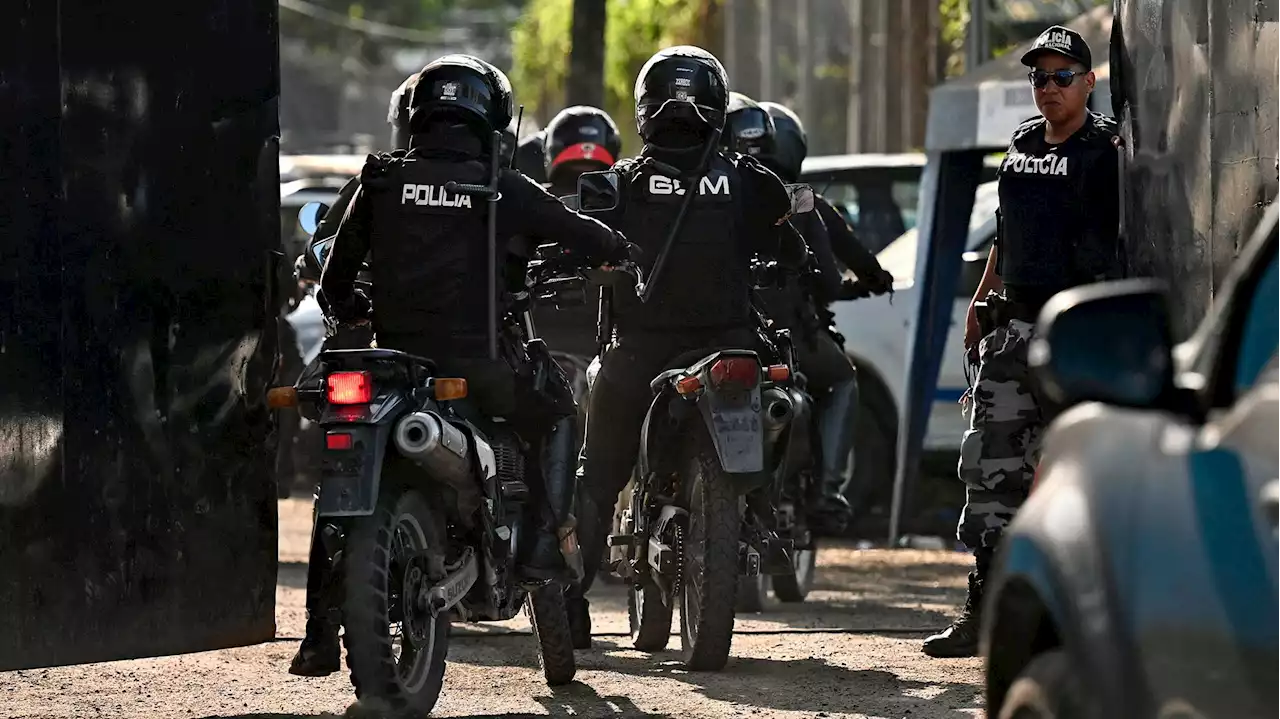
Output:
[571, 148, 806, 600]
[996, 111, 1122, 315]
[322, 126, 621, 374]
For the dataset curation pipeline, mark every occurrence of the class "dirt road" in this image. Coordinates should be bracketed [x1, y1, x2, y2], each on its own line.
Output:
[2, 499, 983, 719]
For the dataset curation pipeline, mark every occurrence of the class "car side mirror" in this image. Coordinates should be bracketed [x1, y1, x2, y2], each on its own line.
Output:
[577, 170, 620, 213]
[785, 183, 815, 215]
[1029, 280, 1176, 410]
[299, 201, 330, 237]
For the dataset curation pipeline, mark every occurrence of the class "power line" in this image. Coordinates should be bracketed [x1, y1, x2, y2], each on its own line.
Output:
[278, 0, 441, 43]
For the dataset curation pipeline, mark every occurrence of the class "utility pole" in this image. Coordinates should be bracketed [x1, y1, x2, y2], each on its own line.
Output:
[966, 0, 989, 71]
[566, 0, 606, 108]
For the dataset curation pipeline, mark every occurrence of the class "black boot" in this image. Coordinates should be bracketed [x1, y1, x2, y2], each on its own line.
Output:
[290, 510, 342, 676]
[809, 379, 859, 535]
[522, 417, 585, 582]
[922, 548, 991, 658]
[290, 614, 341, 676]
[565, 594, 593, 649]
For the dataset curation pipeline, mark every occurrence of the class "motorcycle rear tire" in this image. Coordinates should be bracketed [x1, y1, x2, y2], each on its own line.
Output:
[343, 486, 450, 717]
[678, 442, 741, 672]
[527, 584, 577, 686]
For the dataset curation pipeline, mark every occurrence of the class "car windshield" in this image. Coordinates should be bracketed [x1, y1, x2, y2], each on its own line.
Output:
[876, 181, 1001, 284]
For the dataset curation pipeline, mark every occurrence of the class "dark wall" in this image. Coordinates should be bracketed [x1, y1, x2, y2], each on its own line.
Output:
[1112, 0, 1279, 336]
[0, 0, 282, 669]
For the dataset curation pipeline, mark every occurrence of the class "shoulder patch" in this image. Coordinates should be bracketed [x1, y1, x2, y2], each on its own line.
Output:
[360, 151, 400, 188]
[1082, 111, 1119, 143]
[1011, 115, 1046, 141]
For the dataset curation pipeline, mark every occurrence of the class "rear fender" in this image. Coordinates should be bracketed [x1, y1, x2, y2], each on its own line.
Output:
[316, 393, 408, 517]
[636, 391, 670, 480]
[696, 383, 764, 475]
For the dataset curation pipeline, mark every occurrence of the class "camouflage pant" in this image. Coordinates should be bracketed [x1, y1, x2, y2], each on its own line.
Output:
[957, 318, 1044, 550]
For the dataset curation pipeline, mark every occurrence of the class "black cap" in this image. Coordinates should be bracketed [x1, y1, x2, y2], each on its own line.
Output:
[1020, 25, 1092, 69]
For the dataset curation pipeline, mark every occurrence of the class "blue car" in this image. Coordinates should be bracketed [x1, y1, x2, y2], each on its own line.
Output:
[982, 204, 1278, 718]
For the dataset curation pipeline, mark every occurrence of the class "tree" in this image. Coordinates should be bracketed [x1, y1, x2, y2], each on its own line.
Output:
[512, 0, 721, 153]
[566, 0, 607, 107]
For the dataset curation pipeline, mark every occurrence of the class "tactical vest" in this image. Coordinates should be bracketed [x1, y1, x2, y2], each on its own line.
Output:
[612, 154, 751, 333]
[365, 155, 493, 356]
[998, 113, 1120, 291]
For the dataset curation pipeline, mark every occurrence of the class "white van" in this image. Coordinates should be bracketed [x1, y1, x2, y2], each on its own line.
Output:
[832, 181, 1001, 491]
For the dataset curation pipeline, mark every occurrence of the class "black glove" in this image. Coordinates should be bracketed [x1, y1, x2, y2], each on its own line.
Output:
[327, 288, 372, 324]
[603, 234, 639, 266]
[838, 279, 871, 301]
[861, 268, 895, 295]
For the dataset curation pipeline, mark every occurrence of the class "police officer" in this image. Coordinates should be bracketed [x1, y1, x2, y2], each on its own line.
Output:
[721, 93, 891, 534]
[532, 106, 625, 356]
[568, 46, 809, 647]
[756, 101, 895, 308]
[923, 26, 1120, 659]
[291, 54, 631, 676]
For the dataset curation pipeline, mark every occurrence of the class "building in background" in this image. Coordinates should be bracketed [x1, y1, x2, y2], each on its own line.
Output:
[279, 4, 521, 155]
[719, 0, 1107, 155]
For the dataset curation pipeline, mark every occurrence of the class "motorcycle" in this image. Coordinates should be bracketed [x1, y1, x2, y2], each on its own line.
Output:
[268, 192, 620, 714]
[732, 275, 883, 611]
[572, 169, 818, 671]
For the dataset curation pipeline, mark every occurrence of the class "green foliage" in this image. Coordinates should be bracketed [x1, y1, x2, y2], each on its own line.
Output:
[512, 0, 720, 153]
[938, 0, 970, 78]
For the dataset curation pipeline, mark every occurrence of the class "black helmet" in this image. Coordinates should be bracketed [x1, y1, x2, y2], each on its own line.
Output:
[543, 106, 622, 183]
[634, 45, 729, 147]
[515, 130, 548, 181]
[723, 92, 776, 159]
[758, 101, 808, 183]
[408, 54, 514, 143]
[388, 72, 419, 149]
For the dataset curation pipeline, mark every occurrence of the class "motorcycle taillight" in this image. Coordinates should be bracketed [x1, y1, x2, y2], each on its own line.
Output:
[709, 357, 760, 390]
[327, 371, 372, 405]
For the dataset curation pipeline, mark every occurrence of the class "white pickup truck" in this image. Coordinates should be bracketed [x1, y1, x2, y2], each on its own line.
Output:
[832, 180, 1000, 499]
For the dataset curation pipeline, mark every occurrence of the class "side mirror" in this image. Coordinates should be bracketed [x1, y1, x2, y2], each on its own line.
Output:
[577, 170, 621, 213]
[1029, 280, 1176, 410]
[311, 237, 334, 270]
[299, 201, 330, 236]
[785, 183, 815, 215]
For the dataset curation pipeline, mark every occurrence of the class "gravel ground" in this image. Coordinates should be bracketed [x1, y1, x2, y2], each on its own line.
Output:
[1, 499, 983, 719]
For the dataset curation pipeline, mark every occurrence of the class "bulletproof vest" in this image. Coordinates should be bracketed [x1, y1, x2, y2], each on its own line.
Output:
[612, 154, 751, 332]
[998, 114, 1119, 291]
[365, 155, 492, 356]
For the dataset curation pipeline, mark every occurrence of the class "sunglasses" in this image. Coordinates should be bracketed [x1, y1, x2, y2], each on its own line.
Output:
[1028, 69, 1085, 89]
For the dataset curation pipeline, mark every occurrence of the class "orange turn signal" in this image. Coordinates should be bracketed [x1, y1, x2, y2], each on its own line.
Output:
[434, 377, 468, 401]
[267, 386, 299, 409]
[767, 364, 791, 382]
[676, 376, 702, 395]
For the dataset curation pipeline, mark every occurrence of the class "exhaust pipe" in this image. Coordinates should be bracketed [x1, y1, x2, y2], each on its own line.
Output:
[394, 411, 473, 487]
[761, 387, 794, 444]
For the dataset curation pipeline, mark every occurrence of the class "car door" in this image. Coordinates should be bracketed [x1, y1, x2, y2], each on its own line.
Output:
[1134, 215, 1278, 718]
